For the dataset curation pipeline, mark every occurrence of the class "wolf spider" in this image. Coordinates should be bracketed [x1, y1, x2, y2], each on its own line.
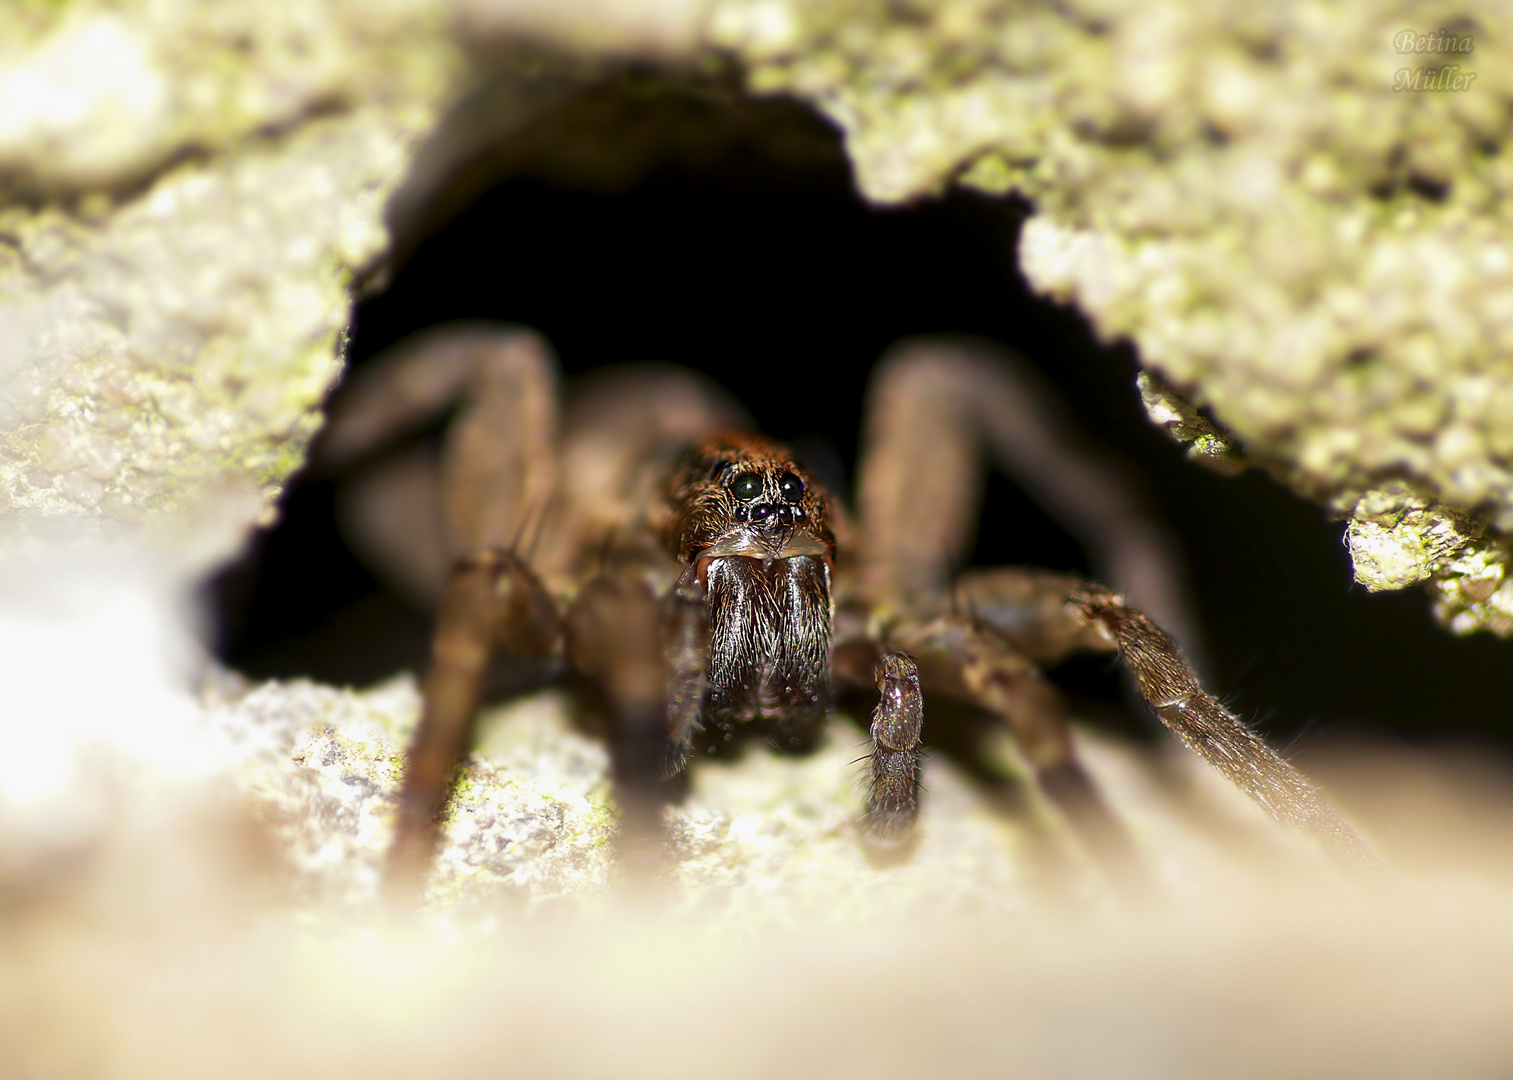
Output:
[318, 324, 1373, 892]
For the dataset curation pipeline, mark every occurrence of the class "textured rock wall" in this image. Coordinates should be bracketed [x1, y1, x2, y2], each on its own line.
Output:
[710, 0, 1513, 632]
[0, 0, 460, 566]
[5, 0, 1511, 625]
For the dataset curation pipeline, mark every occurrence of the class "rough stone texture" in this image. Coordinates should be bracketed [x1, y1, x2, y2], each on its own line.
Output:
[209, 674, 1169, 926]
[6, 0, 1512, 620]
[1136, 371, 1245, 477]
[0, 0, 460, 566]
[219, 677, 618, 916]
[708, 0, 1513, 632]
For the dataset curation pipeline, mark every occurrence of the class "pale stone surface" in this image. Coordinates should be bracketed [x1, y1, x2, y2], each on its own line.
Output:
[209, 676, 1073, 923]
[220, 677, 619, 916]
[0, 0, 461, 569]
[199, 664, 1323, 930]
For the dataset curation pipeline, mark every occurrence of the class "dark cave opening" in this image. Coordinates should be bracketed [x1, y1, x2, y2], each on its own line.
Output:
[206, 84, 1513, 750]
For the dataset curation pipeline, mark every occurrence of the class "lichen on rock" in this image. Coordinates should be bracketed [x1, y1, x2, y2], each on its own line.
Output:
[1135, 371, 1245, 477]
[8, 0, 1511, 628]
[214, 677, 619, 916]
[709, 0, 1513, 633]
[210, 673, 1104, 926]
[0, 0, 463, 567]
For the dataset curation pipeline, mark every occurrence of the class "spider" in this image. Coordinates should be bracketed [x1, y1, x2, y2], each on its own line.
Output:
[316, 323, 1374, 892]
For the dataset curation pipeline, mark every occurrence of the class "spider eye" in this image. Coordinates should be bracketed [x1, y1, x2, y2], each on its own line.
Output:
[777, 472, 804, 504]
[729, 472, 763, 502]
[708, 459, 733, 482]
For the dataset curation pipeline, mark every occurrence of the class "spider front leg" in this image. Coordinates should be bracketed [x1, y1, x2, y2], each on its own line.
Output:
[565, 568, 686, 877]
[319, 326, 567, 897]
[661, 567, 710, 777]
[852, 339, 1154, 861]
[331, 327, 749, 895]
[891, 613, 1137, 872]
[856, 337, 1202, 658]
[387, 549, 561, 891]
[1070, 584, 1378, 868]
[567, 561, 712, 877]
[318, 323, 560, 611]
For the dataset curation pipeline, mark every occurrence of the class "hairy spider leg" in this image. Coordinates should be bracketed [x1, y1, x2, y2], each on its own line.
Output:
[339, 326, 751, 894]
[318, 324, 561, 612]
[848, 342, 1138, 858]
[564, 570, 678, 878]
[1070, 583, 1378, 869]
[387, 548, 561, 893]
[856, 337, 1202, 662]
[855, 344, 1372, 868]
[864, 649, 925, 845]
[892, 614, 1138, 876]
[950, 567, 1127, 666]
[662, 566, 710, 776]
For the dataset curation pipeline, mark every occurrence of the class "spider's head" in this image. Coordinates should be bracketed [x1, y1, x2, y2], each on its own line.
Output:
[666, 431, 837, 730]
[665, 431, 836, 570]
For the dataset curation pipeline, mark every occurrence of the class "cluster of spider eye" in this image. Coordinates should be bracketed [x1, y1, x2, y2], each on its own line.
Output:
[721, 465, 810, 529]
[315, 322, 1375, 895]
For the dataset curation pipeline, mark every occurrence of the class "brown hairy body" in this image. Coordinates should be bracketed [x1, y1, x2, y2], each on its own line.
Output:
[315, 324, 1375, 895]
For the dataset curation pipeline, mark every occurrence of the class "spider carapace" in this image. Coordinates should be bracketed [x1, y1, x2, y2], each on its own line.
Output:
[315, 324, 1376, 894]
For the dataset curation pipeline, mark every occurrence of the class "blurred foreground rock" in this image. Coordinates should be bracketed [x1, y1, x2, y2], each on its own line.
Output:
[4, 571, 1513, 1078]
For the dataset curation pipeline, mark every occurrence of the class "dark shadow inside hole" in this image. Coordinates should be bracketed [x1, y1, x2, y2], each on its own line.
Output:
[204, 82, 1513, 748]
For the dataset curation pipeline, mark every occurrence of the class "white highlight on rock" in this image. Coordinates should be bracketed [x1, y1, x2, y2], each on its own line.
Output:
[0, 16, 170, 184]
[0, 547, 204, 813]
